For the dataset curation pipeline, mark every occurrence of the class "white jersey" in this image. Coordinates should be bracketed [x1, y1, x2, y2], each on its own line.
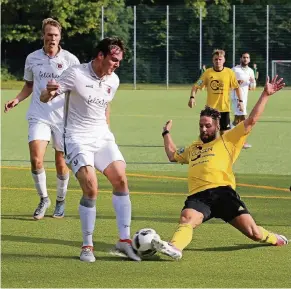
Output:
[56, 62, 119, 138]
[24, 48, 79, 124]
[231, 65, 255, 100]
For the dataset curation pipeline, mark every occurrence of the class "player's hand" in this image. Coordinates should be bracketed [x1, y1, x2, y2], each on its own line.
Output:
[47, 79, 60, 92]
[264, 75, 285, 96]
[249, 77, 255, 83]
[188, 97, 196, 108]
[163, 120, 173, 132]
[238, 101, 244, 112]
[4, 98, 19, 113]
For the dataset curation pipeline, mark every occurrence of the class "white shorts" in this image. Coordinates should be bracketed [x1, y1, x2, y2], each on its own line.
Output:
[64, 131, 125, 175]
[28, 119, 64, 152]
[231, 96, 248, 116]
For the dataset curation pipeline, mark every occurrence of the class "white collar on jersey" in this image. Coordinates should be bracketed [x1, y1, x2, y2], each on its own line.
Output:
[42, 46, 62, 59]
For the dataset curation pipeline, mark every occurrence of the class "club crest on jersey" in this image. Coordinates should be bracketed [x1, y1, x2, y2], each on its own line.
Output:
[107, 87, 111, 94]
[57, 63, 63, 69]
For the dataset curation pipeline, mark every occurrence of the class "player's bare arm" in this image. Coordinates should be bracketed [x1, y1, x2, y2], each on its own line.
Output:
[235, 87, 244, 112]
[162, 120, 177, 162]
[188, 86, 198, 108]
[244, 75, 285, 133]
[4, 81, 33, 113]
[40, 79, 60, 103]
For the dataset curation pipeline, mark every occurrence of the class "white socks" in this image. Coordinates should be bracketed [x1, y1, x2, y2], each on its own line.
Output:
[112, 194, 131, 240]
[56, 173, 69, 201]
[32, 168, 48, 198]
[79, 197, 96, 247]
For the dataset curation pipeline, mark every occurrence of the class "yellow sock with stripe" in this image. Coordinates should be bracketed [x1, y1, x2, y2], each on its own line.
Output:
[170, 223, 193, 251]
[259, 226, 277, 245]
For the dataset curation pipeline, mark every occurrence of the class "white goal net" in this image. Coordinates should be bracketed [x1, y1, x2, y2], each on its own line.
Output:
[272, 60, 291, 88]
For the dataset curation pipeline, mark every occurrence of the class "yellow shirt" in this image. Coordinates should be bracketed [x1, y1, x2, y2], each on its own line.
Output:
[194, 67, 239, 112]
[174, 122, 249, 195]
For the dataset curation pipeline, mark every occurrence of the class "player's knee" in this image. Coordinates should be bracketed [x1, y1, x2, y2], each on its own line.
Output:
[83, 177, 97, 198]
[55, 159, 68, 175]
[180, 209, 203, 228]
[245, 226, 262, 241]
[30, 155, 43, 170]
[110, 174, 128, 190]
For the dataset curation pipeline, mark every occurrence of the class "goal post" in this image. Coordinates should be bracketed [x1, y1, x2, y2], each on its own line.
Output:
[272, 60, 291, 87]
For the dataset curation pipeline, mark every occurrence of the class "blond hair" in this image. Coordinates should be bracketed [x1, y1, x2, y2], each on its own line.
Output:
[42, 18, 62, 34]
[212, 49, 225, 57]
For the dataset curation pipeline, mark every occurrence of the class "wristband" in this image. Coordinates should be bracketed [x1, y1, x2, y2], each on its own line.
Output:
[190, 96, 195, 99]
[162, 130, 170, 137]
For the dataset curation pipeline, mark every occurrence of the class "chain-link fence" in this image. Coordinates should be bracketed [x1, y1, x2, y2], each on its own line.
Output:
[2, 5, 291, 87]
[107, 5, 290, 87]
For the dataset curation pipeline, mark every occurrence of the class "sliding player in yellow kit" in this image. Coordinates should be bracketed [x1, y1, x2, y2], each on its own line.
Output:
[153, 75, 288, 260]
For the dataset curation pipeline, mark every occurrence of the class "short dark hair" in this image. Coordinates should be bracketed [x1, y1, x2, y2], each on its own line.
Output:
[93, 37, 125, 58]
[240, 52, 250, 58]
[200, 106, 221, 121]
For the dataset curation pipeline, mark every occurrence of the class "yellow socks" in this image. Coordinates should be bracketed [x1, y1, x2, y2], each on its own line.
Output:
[170, 223, 193, 251]
[259, 226, 277, 245]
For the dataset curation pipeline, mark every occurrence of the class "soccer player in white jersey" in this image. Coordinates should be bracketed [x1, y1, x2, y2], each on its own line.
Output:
[231, 52, 256, 149]
[40, 37, 141, 262]
[4, 18, 79, 219]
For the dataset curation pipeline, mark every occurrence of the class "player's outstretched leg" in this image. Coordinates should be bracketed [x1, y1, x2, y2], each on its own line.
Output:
[153, 209, 204, 260]
[151, 235, 182, 260]
[230, 214, 288, 246]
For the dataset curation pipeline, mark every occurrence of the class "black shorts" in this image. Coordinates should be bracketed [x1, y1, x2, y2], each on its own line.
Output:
[219, 112, 231, 131]
[182, 186, 249, 223]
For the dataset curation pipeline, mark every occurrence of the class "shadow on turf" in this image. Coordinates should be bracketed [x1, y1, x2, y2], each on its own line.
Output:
[1, 214, 288, 228]
[1, 234, 169, 261]
[1, 252, 167, 262]
[185, 243, 269, 252]
[1, 214, 180, 224]
[1, 234, 113, 252]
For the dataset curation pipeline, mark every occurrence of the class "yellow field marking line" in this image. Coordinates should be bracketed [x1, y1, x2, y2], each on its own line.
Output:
[1, 186, 291, 200]
[1, 166, 290, 193]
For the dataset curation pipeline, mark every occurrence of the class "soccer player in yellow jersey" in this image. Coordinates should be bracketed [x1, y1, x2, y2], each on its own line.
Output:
[152, 75, 288, 260]
[188, 49, 243, 133]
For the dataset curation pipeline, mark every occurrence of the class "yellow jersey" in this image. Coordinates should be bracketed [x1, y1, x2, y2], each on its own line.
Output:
[174, 122, 249, 195]
[194, 67, 239, 112]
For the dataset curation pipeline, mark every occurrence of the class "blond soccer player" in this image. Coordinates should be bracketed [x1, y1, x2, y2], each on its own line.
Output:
[4, 18, 79, 220]
[188, 49, 243, 133]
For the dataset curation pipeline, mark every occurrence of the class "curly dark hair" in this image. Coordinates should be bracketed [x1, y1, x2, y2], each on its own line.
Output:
[93, 37, 125, 58]
[200, 106, 221, 121]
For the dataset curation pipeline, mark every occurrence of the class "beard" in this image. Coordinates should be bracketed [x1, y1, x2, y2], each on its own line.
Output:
[200, 132, 217, 143]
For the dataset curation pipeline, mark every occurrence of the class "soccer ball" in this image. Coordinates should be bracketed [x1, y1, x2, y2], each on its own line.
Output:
[132, 228, 160, 258]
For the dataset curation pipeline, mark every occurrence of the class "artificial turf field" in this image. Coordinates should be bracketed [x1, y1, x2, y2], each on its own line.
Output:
[1, 87, 291, 288]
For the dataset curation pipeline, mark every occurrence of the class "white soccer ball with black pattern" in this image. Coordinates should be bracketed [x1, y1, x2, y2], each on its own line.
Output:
[132, 228, 160, 258]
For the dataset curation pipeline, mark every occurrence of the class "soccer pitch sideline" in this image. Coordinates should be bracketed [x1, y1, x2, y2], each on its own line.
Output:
[1, 89, 291, 288]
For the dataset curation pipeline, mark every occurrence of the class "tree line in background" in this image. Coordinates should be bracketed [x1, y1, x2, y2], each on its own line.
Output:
[2, 0, 291, 85]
